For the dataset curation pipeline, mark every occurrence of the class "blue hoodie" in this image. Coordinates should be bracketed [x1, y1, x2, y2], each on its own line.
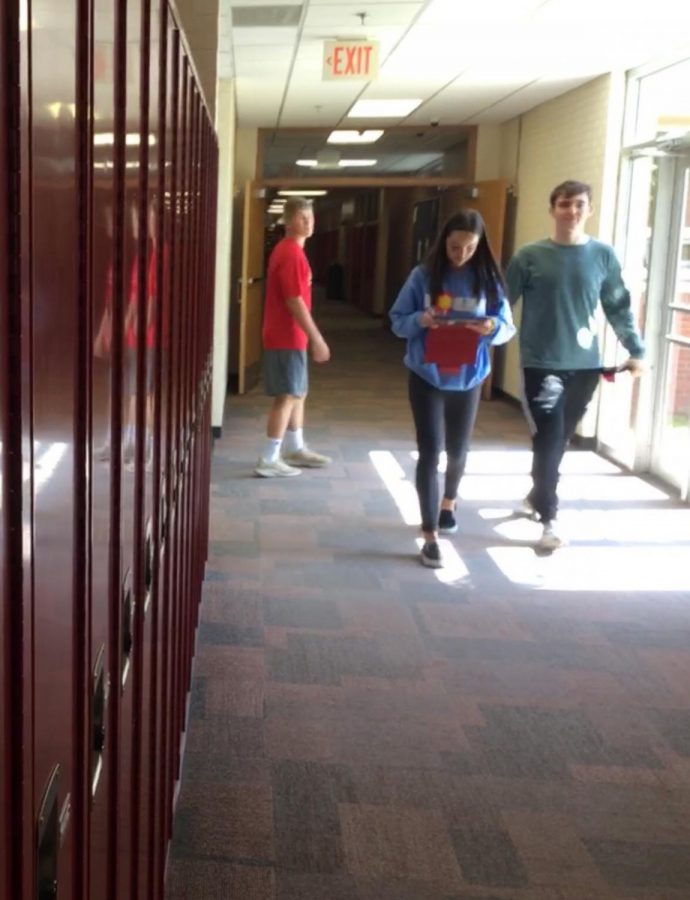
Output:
[389, 265, 516, 390]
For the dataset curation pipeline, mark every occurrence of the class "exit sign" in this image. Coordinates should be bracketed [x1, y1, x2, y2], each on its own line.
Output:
[323, 41, 379, 81]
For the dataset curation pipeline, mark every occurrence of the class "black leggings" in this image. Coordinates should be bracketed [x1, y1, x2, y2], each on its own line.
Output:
[408, 371, 482, 533]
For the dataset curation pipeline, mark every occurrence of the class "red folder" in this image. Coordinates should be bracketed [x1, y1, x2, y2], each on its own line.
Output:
[424, 324, 480, 372]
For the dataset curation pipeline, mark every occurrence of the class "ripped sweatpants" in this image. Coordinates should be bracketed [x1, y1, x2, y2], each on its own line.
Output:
[522, 368, 600, 523]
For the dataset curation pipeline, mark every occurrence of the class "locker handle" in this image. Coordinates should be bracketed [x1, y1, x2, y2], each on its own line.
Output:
[160, 476, 168, 547]
[144, 518, 154, 613]
[91, 645, 107, 798]
[121, 571, 135, 689]
[37, 765, 60, 899]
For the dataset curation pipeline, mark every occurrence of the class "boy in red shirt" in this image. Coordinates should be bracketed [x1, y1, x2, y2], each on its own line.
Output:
[255, 197, 332, 477]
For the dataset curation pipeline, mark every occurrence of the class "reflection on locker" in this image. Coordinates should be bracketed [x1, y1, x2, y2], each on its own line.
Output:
[1, 1, 217, 897]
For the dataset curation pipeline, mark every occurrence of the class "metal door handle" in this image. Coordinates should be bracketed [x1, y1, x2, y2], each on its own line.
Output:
[91, 645, 107, 797]
[37, 766, 60, 899]
[121, 571, 134, 689]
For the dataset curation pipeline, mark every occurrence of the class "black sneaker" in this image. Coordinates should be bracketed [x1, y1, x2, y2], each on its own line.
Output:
[438, 508, 457, 534]
[420, 540, 443, 569]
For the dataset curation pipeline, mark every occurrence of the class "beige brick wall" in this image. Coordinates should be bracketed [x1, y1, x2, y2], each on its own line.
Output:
[497, 74, 625, 403]
[475, 124, 503, 181]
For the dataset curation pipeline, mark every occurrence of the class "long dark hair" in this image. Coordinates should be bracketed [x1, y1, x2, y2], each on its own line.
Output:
[424, 209, 506, 313]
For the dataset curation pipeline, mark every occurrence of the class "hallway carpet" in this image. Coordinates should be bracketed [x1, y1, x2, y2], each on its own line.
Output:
[166, 301, 690, 900]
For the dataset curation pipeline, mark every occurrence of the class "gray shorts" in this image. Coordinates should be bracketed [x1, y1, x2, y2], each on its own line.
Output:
[263, 349, 308, 397]
[125, 346, 154, 396]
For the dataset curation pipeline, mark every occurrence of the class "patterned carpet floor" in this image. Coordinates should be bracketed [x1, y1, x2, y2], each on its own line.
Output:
[166, 299, 690, 900]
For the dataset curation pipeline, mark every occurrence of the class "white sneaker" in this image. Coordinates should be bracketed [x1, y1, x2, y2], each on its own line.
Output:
[282, 447, 332, 468]
[520, 496, 538, 520]
[539, 522, 566, 550]
[254, 456, 301, 478]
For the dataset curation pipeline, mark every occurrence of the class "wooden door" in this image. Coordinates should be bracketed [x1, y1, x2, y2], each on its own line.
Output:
[237, 182, 266, 394]
[472, 179, 510, 399]
[440, 179, 511, 399]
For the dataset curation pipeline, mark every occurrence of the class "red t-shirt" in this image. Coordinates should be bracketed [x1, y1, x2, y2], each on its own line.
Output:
[125, 244, 160, 349]
[262, 238, 312, 351]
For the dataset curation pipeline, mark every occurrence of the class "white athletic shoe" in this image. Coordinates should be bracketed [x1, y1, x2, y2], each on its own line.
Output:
[520, 495, 539, 520]
[254, 457, 301, 478]
[538, 522, 566, 550]
[282, 447, 332, 468]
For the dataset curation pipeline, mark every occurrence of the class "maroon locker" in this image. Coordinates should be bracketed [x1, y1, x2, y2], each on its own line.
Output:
[171, 52, 190, 803]
[24, 1, 82, 897]
[16, 5, 36, 896]
[89, 1, 119, 898]
[156, 18, 178, 888]
[144, 1, 169, 893]
[0, 6, 17, 894]
[129, 0, 158, 895]
[113, 0, 153, 892]
[183, 87, 202, 703]
[2, 1, 218, 895]
[159, 21, 182, 869]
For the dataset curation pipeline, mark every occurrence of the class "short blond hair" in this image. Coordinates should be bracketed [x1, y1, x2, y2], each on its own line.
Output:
[283, 196, 313, 223]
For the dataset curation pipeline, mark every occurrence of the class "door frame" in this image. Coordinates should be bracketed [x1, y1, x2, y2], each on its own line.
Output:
[648, 153, 690, 498]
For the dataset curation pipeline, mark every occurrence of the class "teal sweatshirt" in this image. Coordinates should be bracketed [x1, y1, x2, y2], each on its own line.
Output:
[505, 238, 645, 370]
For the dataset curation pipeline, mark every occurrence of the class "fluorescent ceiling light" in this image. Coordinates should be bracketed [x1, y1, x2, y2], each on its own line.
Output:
[339, 159, 377, 167]
[348, 99, 422, 118]
[278, 190, 328, 197]
[327, 130, 383, 145]
[296, 159, 317, 167]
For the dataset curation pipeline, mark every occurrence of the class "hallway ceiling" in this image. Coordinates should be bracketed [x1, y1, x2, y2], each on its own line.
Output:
[217, 0, 690, 130]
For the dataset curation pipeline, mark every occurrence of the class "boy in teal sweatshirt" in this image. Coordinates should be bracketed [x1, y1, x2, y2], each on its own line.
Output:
[506, 180, 645, 550]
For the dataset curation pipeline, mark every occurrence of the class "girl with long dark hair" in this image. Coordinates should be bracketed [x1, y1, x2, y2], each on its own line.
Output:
[390, 209, 515, 568]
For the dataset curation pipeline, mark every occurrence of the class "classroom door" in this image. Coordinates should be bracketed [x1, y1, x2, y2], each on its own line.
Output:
[237, 182, 266, 394]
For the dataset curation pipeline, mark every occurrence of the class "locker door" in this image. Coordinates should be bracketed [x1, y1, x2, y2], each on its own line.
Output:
[89, 1, 119, 897]
[114, 0, 146, 895]
[170, 50, 190, 804]
[0, 6, 15, 891]
[131, 1, 160, 895]
[29, 1, 82, 896]
[180, 85, 202, 728]
[149, 8, 172, 895]
[16, 7, 35, 897]
[159, 21, 181, 869]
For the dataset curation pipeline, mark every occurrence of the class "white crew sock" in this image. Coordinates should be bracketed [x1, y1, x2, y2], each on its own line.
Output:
[282, 428, 304, 454]
[261, 437, 283, 463]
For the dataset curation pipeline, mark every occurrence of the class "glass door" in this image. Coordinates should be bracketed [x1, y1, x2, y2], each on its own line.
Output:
[596, 155, 658, 468]
[650, 158, 690, 498]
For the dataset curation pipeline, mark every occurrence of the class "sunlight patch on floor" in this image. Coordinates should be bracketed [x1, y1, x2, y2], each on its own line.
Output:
[410, 448, 624, 476]
[369, 450, 419, 526]
[486, 545, 690, 592]
[458, 473, 669, 503]
[374, 446, 685, 590]
[486, 507, 690, 546]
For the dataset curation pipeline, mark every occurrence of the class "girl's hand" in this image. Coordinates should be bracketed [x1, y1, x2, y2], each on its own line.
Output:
[419, 309, 438, 329]
[462, 317, 496, 336]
